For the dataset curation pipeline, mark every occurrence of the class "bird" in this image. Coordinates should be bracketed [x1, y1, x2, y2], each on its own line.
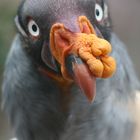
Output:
[2, 0, 140, 140]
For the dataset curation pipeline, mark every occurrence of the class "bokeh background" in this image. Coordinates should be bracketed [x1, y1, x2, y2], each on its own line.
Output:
[0, 0, 140, 139]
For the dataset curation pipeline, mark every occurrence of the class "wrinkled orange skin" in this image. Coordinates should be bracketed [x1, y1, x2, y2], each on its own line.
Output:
[71, 34, 116, 78]
[50, 16, 116, 79]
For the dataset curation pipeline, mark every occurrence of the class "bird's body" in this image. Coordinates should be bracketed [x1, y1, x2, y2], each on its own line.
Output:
[2, 0, 140, 140]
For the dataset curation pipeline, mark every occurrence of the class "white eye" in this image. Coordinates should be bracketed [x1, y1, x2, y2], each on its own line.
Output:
[95, 4, 104, 22]
[28, 20, 40, 37]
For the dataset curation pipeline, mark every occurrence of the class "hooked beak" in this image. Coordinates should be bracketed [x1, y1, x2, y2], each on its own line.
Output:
[49, 16, 97, 102]
[65, 54, 96, 102]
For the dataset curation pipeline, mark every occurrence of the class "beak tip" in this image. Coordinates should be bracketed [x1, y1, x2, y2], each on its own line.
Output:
[85, 86, 96, 103]
[65, 54, 97, 103]
[88, 95, 96, 103]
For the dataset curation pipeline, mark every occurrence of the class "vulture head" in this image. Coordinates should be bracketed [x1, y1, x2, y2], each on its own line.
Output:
[2, 0, 140, 140]
[15, 0, 116, 102]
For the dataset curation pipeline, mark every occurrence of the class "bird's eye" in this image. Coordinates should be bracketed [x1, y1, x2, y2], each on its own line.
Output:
[28, 20, 40, 37]
[95, 4, 104, 22]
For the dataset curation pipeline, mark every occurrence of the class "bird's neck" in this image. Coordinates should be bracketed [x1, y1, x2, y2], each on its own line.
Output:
[58, 85, 136, 140]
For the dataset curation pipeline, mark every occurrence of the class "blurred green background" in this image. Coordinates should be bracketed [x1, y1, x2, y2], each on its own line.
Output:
[0, 0, 18, 139]
[0, 0, 140, 139]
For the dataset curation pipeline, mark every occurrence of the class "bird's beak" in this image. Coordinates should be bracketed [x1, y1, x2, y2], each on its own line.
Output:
[50, 16, 98, 102]
[65, 54, 96, 102]
[42, 16, 116, 102]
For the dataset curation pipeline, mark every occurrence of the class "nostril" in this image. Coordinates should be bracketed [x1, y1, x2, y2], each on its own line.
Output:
[80, 21, 92, 34]
[78, 16, 104, 38]
[78, 16, 96, 34]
